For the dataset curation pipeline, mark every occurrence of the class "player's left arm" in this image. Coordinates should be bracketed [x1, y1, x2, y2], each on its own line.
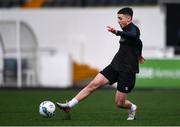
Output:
[116, 27, 139, 39]
[107, 26, 139, 39]
[107, 26, 145, 64]
[107, 26, 117, 34]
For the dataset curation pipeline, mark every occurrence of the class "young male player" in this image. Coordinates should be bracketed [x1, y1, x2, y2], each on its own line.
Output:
[57, 7, 145, 120]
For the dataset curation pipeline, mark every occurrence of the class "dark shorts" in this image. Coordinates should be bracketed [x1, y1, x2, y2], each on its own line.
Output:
[100, 65, 136, 93]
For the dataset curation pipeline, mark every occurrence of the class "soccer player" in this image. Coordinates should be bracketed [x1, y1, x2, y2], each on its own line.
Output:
[57, 7, 145, 120]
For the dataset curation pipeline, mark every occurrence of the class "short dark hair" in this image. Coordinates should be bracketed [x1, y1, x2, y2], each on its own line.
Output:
[117, 7, 133, 17]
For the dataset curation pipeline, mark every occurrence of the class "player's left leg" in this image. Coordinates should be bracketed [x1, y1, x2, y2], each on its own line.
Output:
[56, 73, 109, 112]
[115, 91, 137, 120]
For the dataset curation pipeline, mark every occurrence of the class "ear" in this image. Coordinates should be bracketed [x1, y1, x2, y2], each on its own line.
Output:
[127, 16, 132, 22]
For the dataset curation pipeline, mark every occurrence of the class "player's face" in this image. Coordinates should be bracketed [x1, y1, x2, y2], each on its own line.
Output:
[117, 14, 132, 28]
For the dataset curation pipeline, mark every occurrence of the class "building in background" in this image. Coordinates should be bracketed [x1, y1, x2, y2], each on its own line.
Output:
[0, 0, 179, 88]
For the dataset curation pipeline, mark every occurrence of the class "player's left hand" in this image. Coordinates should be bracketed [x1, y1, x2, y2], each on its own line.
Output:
[107, 26, 117, 34]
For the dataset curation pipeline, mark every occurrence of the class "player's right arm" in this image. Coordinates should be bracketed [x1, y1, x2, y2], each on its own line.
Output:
[138, 39, 145, 64]
[139, 56, 145, 64]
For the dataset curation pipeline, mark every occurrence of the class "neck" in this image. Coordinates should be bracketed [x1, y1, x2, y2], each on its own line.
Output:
[121, 22, 132, 28]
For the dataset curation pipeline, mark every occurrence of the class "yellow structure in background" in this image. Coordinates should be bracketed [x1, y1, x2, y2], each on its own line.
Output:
[22, 0, 45, 8]
[73, 62, 99, 84]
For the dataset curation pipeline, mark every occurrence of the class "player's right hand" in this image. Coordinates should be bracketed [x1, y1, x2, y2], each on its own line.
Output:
[139, 56, 145, 64]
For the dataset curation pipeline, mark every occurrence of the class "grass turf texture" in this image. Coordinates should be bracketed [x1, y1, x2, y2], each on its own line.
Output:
[0, 89, 180, 126]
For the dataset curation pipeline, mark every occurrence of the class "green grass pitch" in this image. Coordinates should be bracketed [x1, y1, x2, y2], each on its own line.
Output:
[0, 88, 180, 126]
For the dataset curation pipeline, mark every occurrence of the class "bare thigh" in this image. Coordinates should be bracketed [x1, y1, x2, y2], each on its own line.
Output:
[88, 73, 110, 89]
[75, 73, 110, 101]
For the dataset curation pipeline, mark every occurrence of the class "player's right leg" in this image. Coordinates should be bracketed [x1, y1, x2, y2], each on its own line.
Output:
[115, 71, 137, 120]
[56, 73, 109, 113]
[127, 105, 137, 120]
[115, 91, 137, 120]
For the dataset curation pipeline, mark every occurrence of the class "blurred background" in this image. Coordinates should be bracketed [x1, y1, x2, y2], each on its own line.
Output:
[0, 0, 180, 89]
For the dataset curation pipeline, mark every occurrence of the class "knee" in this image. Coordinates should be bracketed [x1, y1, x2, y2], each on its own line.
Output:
[115, 100, 125, 108]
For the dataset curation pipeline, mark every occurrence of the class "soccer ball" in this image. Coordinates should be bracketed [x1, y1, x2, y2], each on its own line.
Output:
[39, 101, 56, 118]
